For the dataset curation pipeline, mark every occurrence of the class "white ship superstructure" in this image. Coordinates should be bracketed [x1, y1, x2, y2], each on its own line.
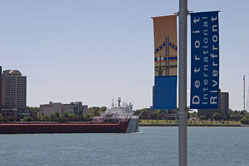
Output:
[105, 100, 134, 118]
[94, 97, 139, 133]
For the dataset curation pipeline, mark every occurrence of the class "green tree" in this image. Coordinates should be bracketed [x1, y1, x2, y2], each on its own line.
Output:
[24, 116, 33, 121]
[79, 114, 92, 121]
[69, 114, 78, 121]
[134, 109, 145, 115]
[187, 112, 190, 119]
[229, 111, 243, 121]
[27, 106, 40, 112]
[134, 109, 148, 119]
[190, 111, 198, 119]
[100, 106, 106, 112]
[61, 112, 69, 121]
[63, 112, 69, 118]
[212, 112, 222, 120]
[39, 115, 45, 121]
[240, 116, 249, 125]
[86, 113, 95, 118]
[89, 106, 106, 117]
[200, 115, 207, 120]
[240, 110, 247, 116]
[50, 114, 58, 121]
[44, 116, 50, 121]
[55, 112, 60, 118]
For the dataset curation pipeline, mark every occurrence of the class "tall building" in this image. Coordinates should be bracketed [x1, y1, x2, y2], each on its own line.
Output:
[1, 69, 27, 110]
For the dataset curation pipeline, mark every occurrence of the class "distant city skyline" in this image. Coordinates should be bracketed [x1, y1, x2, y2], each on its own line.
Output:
[1, 0, 249, 110]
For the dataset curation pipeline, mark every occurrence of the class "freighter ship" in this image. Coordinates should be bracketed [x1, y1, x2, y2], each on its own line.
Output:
[0, 98, 139, 134]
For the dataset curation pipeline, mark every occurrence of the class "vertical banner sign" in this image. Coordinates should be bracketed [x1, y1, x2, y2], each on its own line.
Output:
[190, 11, 219, 109]
[152, 15, 177, 109]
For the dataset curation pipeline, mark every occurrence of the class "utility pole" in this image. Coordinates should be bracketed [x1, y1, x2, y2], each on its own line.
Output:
[178, 0, 188, 166]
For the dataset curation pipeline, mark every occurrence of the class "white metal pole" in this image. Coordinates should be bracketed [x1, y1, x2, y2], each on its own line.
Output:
[178, 0, 188, 166]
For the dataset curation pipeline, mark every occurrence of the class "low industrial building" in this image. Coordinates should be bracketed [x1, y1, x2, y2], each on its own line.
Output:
[40, 102, 74, 117]
[198, 90, 229, 119]
[70, 101, 90, 115]
[30, 111, 38, 120]
[40, 101, 90, 117]
[1, 109, 17, 120]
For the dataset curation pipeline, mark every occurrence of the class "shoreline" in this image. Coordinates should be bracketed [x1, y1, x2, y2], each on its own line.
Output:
[139, 124, 247, 127]
[139, 120, 249, 127]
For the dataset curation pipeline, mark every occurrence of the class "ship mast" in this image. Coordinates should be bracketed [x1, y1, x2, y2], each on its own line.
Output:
[118, 97, 121, 107]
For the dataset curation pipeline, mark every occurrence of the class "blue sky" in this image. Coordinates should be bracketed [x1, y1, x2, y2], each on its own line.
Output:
[1, 0, 249, 110]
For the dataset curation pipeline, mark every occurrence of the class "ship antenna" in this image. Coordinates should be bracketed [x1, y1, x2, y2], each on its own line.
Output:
[112, 99, 114, 107]
[118, 97, 121, 107]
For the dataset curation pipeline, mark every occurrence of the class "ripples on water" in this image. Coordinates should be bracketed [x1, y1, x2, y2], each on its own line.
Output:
[0, 127, 249, 166]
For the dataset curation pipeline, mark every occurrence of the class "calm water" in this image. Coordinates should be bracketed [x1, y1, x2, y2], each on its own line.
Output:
[0, 127, 249, 166]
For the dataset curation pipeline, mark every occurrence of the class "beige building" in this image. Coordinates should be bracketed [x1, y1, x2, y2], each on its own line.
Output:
[82, 105, 90, 115]
[1, 70, 27, 110]
[40, 101, 90, 117]
[40, 102, 74, 117]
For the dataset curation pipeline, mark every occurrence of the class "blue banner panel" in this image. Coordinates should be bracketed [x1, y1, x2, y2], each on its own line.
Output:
[190, 11, 219, 109]
[153, 76, 177, 109]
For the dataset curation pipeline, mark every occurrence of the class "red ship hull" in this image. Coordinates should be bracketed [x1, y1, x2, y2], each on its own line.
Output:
[0, 121, 130, 134]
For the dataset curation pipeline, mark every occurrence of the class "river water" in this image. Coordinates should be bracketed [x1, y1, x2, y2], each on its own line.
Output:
[0, 127, 248, 166]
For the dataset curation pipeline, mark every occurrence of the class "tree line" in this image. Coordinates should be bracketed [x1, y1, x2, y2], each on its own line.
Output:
[0, 106, 106, 122]
[134, 108, 249, 125]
